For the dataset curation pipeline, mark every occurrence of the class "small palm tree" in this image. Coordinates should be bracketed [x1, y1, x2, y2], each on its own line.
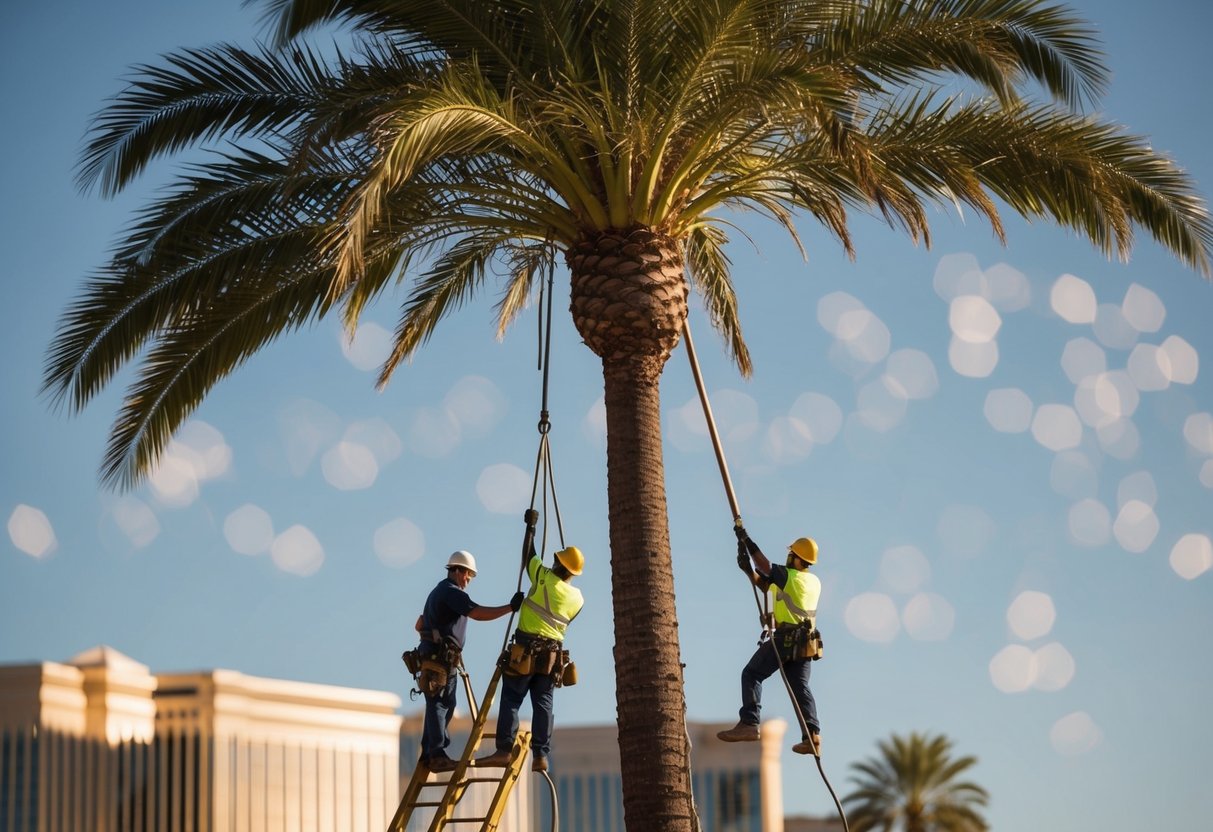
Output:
[844, 733, 990, 832]
[47, 2, 1210, 829]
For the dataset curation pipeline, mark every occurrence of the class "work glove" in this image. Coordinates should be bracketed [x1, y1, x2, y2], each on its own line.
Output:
[733, 523, 748, 542]
[524, 509, 539, 527]
[736, 542, 752, 574]
[510, 591, 525, 612]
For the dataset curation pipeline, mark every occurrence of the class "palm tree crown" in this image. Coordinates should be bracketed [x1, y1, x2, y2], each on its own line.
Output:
[48, 2, 1209, 829]
[844, 732, 990, 832]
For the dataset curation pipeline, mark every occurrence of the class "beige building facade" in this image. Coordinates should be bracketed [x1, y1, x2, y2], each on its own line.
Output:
[0, 646, 401, 832]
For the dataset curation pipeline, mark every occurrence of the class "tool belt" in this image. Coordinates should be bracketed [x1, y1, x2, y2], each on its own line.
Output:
[775, 622, 824, 662]
[502, 631, 577, 686]
[402, 633, 462, 697]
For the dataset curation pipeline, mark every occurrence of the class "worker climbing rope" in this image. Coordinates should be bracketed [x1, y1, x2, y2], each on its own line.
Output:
[718, 529, 824, 756]
[478, 508, 585, 774]
[681, 315, 849, 832]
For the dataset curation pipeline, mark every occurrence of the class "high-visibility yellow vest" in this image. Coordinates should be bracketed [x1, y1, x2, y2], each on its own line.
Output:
[518, 556, 584, 641]
[772, 567, 820, 627]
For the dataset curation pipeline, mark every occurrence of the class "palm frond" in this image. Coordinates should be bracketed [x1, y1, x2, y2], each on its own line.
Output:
[684, 224, 751, 376]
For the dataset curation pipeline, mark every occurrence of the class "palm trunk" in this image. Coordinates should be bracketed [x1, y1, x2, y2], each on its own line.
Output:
[568, 226, 693, 831]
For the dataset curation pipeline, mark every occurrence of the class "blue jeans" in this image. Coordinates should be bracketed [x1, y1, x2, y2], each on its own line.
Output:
[739, 642, 819, 737]
[421, 671, 459, 760]
[497, 671, 555, 758]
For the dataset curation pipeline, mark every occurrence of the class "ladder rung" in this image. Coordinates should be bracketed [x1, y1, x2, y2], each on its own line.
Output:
[462, 776, 507, 784]
[444, 818, 490, 824]
[413, 801, 444, 808]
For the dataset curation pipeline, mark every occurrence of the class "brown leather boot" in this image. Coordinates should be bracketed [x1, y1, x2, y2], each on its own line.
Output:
[792, 733, 821, 756]
[532, 756, 549, 773]
[716, 722, 761, 742]
[476, 749, 513, 767]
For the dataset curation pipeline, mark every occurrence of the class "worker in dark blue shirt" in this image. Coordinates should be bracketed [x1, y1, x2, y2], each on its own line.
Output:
[415, 550, 522, 772]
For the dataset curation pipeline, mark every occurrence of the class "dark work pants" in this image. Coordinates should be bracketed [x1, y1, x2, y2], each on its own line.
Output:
[421, 672, 458, 760]
[738, 642, 819, 737]
[497, 671, 556, 759]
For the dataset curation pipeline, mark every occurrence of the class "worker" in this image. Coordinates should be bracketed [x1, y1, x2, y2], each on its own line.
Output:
[478, 510, 584, 773]
[416, 550, 523, 773]
[717, 528, 823, 756]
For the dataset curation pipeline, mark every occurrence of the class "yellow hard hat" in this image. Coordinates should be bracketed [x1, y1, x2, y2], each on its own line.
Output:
[789, 537, 818, 565]
[555, 546, 584, 575]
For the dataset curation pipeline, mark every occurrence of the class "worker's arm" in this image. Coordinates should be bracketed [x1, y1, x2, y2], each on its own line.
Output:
[746, 537, 773, 576]
[468, 592, 525, 621]
[522, 509, 539, 567]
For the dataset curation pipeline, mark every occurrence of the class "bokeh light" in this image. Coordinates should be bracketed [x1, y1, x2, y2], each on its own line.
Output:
[1126, 343, 1171, 392]
[1183, 412, 1213, 455]
[844, 593, 900, 643]
[1160, 335, 1199, 384]
[949, 295, 1002, 343]
[856, 378, 908, 432]
[8, 504, 57, 559]
[1007, 591, 1056, 641]
[989, 644, 1037, 693]
[1033, 642, 1076, 692]
[937, 504, 995, 558]
[407, 406, 462, 457]
[1050, 451, 1098, 500]
[321, 441, 379, 490]
[879, 545, 931, 594]
[279, 398, 341, 476]
[476, 463, 531, 514]
[984, 262, 1031, 311]
[1050, 274, 1097, 324]
[1031, 404, 1083, 451]
[903, 593, 955, 641]
[1068, 499, 1111, 547]
[1050, 712, 1101, 756]
[340, 321, 392, 371]
[224, 503, 274, 556]
[583, 397, 607, 446]
[816, 291, 866, 336]
[763, 417, 813, 463]
[1096, 419, 1141, 460]
[838, 308, 891, 364]
[444, 375, 507, 437]
[147, 453, 200, 508]
[1121, 283, 1165, 332]
[373, 518, 426, 569]
[1169, 534, 1213, 580]
[883, 349, 939, 400]
[788, 393, 843, 444]
[342, 418, 402, 466]
[270, 525, 325, 576]
[1112, 500, 1159, 553]
[948, 337, 999, 378]
[932, 253, 985, 302]
[984, 388, 1033, 433]
[1092, 303, 1138, 350]
[1117, 471, 1157, 509]
[1060, 337, 1106, 384]
[109, 496, 160, 549]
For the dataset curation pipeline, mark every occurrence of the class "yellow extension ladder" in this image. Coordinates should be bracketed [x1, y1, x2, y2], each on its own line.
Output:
[388, 665, 531, 832]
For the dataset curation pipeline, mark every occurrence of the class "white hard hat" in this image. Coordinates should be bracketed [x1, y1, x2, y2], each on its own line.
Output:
[446, 550, 477, 575]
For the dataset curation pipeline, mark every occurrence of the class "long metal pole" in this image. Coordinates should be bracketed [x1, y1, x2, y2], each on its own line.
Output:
[681, 318, 741, 521]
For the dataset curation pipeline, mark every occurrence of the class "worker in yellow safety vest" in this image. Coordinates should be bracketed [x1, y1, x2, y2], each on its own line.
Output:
[478, 511, 584, 773]
[718, 529, 823, 756]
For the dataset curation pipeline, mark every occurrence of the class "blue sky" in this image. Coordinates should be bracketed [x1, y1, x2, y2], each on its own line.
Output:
[2, 2, 1211, 829]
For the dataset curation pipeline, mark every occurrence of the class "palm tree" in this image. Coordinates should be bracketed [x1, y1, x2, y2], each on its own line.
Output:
[47, 2, 1209, 829]
[844, 733, 989, 832]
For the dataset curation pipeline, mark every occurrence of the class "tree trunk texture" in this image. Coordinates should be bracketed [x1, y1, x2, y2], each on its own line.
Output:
[568, 226, 694, 832]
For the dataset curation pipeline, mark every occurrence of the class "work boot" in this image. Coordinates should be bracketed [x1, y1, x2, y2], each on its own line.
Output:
[476, 749, 513, 768]
[532, 755, 549, 773]
[716, 722, 760, 742]
[427, 754, 457, 773]
[792, 733, 821, 756]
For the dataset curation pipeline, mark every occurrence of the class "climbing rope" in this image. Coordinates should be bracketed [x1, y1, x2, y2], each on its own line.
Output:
[681, 316, 851, 832]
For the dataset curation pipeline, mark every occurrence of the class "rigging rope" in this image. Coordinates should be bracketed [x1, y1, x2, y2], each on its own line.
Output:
[681, 317, 851, 832]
